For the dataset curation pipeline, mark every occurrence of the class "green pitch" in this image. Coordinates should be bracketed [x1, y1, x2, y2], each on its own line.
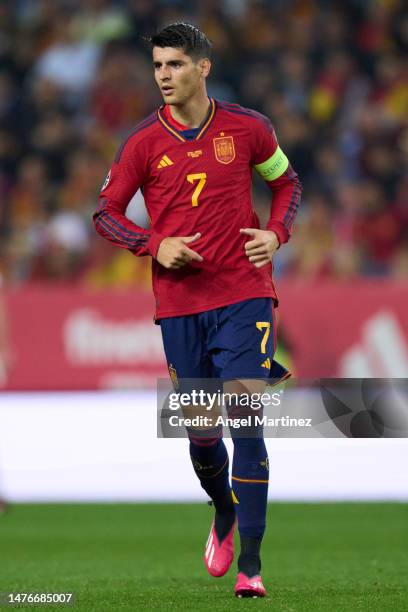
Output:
[0, 503, 407, 611]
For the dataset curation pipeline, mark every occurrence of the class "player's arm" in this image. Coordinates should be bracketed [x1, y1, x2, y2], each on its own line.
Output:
[255, 144, 302, 247]
[93, 137, 203, 268]
[93, 137, 165, 258]
[242, 115, 302, 268]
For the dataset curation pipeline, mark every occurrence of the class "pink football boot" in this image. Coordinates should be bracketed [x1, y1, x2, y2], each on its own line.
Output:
[234, 573, 267, 598]
[204, 520, 235, 577]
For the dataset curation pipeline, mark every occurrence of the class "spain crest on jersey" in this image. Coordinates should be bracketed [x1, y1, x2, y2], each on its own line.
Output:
[213, 135, 235, 164]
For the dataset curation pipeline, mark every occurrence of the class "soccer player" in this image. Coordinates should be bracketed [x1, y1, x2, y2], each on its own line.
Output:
[93, 22, 302, 598]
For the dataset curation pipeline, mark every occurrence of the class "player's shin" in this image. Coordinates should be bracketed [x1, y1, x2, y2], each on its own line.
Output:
[230, 425, 269, 578]
[188, 425, 235, 541]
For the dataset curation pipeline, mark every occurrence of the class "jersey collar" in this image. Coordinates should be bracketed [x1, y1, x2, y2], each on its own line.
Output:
[157, 98, 216, 142]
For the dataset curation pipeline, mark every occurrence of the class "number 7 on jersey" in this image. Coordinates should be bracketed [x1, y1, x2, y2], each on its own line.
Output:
[187, 173, 207, 207]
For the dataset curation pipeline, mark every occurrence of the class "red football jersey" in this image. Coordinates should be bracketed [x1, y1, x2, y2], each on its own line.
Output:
[94, 99, 302, 319]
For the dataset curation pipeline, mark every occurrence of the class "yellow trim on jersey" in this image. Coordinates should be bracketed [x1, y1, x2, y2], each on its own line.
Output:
[254, 146, 289, 181]
[196, 98, 215, 140]
[157, 98, 215, 142]
[157, 111, 185, 142]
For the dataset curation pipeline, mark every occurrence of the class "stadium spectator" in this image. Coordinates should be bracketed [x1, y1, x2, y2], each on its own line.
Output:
[34, 14, 101, 97]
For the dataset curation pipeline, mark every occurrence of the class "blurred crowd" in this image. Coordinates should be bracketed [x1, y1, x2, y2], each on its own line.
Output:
[0, 0, 407, 287]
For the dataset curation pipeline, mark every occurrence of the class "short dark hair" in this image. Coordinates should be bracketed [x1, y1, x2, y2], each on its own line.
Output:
[149, 22, 212, 60]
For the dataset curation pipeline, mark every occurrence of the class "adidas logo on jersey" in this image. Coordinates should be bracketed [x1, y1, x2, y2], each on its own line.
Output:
[157, 155, 174, 169]
[261, 358, 271, 369]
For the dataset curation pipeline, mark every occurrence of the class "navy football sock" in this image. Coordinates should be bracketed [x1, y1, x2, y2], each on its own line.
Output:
[188, 431, 235, 541]
[238, 535, 262, 577]
[231, 434, 269, 574]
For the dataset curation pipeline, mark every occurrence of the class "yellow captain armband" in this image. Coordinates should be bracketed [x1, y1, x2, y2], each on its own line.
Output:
[254, 146, 289, 181]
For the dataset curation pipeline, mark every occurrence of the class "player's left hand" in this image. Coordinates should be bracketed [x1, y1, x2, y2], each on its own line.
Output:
[240, 228, 280, 268]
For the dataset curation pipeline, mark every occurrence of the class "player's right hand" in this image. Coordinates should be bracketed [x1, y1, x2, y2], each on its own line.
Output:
[156, 232, 203, 269]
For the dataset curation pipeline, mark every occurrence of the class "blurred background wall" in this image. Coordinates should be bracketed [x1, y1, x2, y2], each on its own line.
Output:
[0, 0, 407, 501]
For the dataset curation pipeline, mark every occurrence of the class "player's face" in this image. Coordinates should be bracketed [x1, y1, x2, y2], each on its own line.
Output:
[153, 46, 208, 105]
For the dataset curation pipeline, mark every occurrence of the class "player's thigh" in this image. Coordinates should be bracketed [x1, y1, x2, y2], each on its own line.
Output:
[160, 315, 219, 431]
[159, 314, 212, 381]
[211, 297, 275, 381]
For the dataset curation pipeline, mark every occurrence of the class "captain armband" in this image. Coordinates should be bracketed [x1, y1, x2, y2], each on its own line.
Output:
[254, 147, 289, 182]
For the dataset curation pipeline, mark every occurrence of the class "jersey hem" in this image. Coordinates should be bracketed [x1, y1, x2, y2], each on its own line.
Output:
[155, 291, 278, 321]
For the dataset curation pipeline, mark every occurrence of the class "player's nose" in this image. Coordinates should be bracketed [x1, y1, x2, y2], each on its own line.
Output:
[158, 67, 171, 81]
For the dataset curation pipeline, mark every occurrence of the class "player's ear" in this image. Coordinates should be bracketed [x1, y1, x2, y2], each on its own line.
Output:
[199, 58, 211, 78]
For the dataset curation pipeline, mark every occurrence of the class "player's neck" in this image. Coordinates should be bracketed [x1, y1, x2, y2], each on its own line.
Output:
[168, 91, 211, 129]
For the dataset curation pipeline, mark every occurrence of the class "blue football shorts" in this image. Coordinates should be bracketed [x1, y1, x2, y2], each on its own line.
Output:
[159, 298, 289, 385]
